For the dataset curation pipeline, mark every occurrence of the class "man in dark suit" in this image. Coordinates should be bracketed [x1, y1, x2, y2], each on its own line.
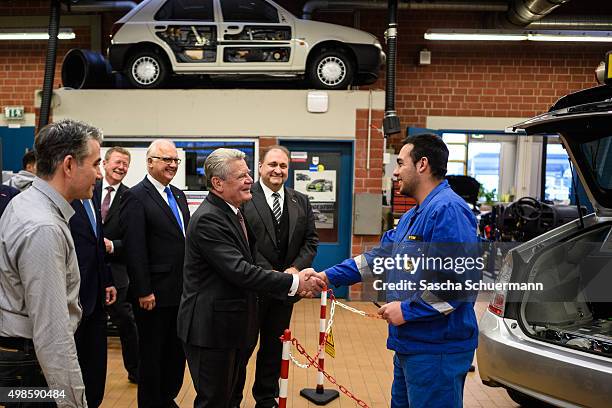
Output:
[97, 146, 139, 383]
[177, 148, 325, 408]
[120, 139, 190, 408]
[70, 176, 117, 408]
[0, 185, 19, 218]
[232, 145, 318, 408]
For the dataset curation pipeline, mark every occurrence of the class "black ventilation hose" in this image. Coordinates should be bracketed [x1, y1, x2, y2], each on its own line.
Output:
[385, 0, 397, 113]
[38, 0, 61, 130]
[383, 0, 401, 137]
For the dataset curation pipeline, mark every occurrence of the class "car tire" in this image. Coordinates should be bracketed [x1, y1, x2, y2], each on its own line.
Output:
[125, 49, 168, 89]
[506, 389, 553, 407]
[308, 48, 354, 90]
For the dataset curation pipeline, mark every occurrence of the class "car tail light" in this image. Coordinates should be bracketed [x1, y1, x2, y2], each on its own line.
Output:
[110, 23, 124, 40]
[488, 252, 513, 316]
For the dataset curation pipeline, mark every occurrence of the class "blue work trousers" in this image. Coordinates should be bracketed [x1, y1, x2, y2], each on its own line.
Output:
[391, 350, 474, 408]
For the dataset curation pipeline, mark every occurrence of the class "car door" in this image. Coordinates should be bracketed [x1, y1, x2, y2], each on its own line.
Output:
[149, 0, 219, 71]
[216, 0, 295, 72]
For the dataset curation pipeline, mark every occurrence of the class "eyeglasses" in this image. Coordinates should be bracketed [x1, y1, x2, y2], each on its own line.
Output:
[150, 156, 181, 165]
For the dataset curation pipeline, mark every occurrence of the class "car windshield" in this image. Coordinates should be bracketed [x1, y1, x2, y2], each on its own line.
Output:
[562, 132, 612, 209]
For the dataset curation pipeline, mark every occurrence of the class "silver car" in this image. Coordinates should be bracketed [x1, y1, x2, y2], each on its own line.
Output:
[108, 0, 384, 89]
[477, 80, 612, 407]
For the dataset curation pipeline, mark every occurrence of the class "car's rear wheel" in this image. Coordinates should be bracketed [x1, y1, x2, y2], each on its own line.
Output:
[125, 49, 168, 89]
[507, 389, 553, 407]
[308, 49, 354, 90]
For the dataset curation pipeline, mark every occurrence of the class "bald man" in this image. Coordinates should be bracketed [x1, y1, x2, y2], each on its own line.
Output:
[120, 139, 190, 408]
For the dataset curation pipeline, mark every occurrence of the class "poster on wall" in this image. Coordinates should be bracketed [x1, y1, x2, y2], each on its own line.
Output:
[294, 170, 336, 203]
[311, 202, 335, 229]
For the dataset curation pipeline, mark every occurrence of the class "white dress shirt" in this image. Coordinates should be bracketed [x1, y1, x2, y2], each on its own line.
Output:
[101, 178, 120, 210]
[260, 181, 284, 215]
[146, 174, 185, 236]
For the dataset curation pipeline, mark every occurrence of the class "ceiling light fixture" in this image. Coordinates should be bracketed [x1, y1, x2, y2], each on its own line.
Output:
[425, 29, 612, 43]
[424, 29, 527, 41]
[0, 28, 75, 41]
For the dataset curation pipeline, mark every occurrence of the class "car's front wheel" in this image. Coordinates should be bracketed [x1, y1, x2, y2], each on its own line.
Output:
[125, 50, 168, 89]
[308, 49, 354, 90]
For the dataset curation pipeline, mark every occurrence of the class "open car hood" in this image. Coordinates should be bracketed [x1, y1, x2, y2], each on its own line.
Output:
[512, 90, 612, 216]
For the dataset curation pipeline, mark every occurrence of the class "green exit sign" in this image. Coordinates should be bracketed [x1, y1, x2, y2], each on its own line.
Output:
[4, 106, 25, 120]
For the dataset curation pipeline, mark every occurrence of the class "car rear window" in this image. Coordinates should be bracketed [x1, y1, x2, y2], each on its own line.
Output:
[221, 0, 279, 23]
[156, 0, 214, 22]
[580, 135, 612, 191]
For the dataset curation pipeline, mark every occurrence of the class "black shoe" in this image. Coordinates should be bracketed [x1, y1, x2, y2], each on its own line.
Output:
[128, 373, 138, 384]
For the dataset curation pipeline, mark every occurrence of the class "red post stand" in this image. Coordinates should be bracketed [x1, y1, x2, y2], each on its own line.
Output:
[300, 288, 339, 405]
[279, 329, 291, 408]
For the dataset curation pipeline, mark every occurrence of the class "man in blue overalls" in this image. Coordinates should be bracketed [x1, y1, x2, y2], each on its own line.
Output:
[313, 133, 479, 408]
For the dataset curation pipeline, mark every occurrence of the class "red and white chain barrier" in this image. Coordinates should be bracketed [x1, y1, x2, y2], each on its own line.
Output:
[281, 289, 384, 407]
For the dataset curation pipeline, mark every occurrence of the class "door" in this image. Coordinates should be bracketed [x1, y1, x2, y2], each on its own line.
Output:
[151, 0, 218, 68]
[0, 126, 34, 172]
[217, 0, 294, 70]
[281, 141, 352, 298]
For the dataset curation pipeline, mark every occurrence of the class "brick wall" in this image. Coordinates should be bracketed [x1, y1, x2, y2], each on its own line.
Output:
[304, 8, 610, 150]
[1, 2, 608, 143]
[349, 108, 385, 300]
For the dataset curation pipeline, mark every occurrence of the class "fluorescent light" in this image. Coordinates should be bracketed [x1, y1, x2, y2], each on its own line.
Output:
[528, 31, 612, 42]
[0, 29, 75, 41]
[425, 29, 612, 43]
[424, 30, 527, 41]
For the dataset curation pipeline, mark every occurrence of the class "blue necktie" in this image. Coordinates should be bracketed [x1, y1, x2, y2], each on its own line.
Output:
[83, 199, 97, 237]
[164, 186, 184, 233]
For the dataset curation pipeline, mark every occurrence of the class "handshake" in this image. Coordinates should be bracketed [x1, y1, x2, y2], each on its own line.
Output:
[286, 267, 329, 298]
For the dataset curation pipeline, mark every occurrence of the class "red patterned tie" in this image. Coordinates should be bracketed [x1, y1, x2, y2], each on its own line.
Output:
[101, 186, 114, 223]
[236, 209, 249, 245]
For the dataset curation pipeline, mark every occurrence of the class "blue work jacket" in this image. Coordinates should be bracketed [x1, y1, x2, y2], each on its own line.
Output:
[325, 180, 479, 354]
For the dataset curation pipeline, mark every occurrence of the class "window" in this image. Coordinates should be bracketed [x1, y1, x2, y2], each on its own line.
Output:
[156, 0, 214, 21]
[468, 142, 501, 201]
[545, 142, 571, 204]
[442, 133, 467, 175]
[221, 0, 279, 23]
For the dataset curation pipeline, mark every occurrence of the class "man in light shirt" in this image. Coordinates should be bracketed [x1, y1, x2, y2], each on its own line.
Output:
[0, 118, 103, 408]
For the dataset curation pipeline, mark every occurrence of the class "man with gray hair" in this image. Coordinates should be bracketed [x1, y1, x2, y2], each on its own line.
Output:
[0, 118, 103, 408]
[120, 139, 190, 408]
[178, 148, 325, 408]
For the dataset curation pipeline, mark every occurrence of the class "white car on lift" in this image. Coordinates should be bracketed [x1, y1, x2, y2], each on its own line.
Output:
[109, 0, 384, 89]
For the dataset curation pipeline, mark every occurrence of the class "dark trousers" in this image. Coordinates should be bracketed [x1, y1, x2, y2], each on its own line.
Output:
[74, 307, 107, 408]
[135, 305, 185, 408]
[232, 297, 294, 408]
[107, 286, 139, 378]
[183, 342, 243, 408]
[0, 339, 56, 408]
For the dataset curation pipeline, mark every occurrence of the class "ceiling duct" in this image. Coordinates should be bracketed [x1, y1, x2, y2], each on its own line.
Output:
[498, 0, 571, 28]
[302, 1, 508, 20]
[527, 15, 612, 31]
[62, 1, 137, 13]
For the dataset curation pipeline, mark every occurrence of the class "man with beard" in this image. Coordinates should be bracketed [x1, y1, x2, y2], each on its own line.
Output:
[310, 134, 479, 408]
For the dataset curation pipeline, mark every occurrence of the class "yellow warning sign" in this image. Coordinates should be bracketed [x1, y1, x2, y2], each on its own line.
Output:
[325, 328, 336, 358]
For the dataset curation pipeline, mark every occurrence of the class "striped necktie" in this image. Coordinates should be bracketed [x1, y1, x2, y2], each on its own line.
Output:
[272, 192, 281, 223]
